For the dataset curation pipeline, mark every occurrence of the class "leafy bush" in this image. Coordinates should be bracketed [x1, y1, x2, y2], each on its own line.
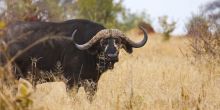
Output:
[75, 0, 125, 28]
[158, 15, 176, 41]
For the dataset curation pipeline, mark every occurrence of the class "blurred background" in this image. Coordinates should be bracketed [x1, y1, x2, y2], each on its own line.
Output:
[0, 0, 219, 36]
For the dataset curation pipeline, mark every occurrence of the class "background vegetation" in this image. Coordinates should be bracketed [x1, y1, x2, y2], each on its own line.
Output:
[0, 0, 151, 31]
[158, 15, 176, 41]
[0, 0, 220, 110]
[186, 0, 220, 64]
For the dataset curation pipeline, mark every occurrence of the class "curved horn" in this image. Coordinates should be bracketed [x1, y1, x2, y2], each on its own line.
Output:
[121, 26, 148, 48]
[72, 26, 148, 50]
[72, 29, 112, 50]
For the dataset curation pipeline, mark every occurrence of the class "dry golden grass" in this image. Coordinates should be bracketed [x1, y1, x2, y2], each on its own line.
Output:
[1, 34, 220, 110]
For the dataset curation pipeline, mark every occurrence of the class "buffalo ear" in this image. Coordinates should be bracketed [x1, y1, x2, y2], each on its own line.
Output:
[122, 43, 133, 54]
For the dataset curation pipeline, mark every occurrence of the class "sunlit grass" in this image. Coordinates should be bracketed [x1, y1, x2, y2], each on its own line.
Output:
[1, 34, 220, 110]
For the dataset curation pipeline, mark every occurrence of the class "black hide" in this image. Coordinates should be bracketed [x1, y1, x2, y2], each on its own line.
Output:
[1, 19, 108, 87]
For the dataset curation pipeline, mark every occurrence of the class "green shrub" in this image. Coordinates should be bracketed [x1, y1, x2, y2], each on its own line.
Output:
[158, 15, 176, 41]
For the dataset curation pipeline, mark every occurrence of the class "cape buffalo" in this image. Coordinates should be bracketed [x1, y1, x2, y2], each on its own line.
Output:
[0, 19, 148, 90]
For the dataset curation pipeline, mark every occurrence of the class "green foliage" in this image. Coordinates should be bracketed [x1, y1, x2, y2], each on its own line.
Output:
[75, 0, 152, 30]
[75, 0, 125, 28]
[158, 15, 176, 41]
[2, 0, 151, 31]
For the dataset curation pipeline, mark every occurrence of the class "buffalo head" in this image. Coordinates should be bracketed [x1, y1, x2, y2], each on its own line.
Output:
[72, 26, 148, 70]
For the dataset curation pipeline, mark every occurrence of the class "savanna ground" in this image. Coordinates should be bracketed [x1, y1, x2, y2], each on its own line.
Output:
[1, 33, 220, 110]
